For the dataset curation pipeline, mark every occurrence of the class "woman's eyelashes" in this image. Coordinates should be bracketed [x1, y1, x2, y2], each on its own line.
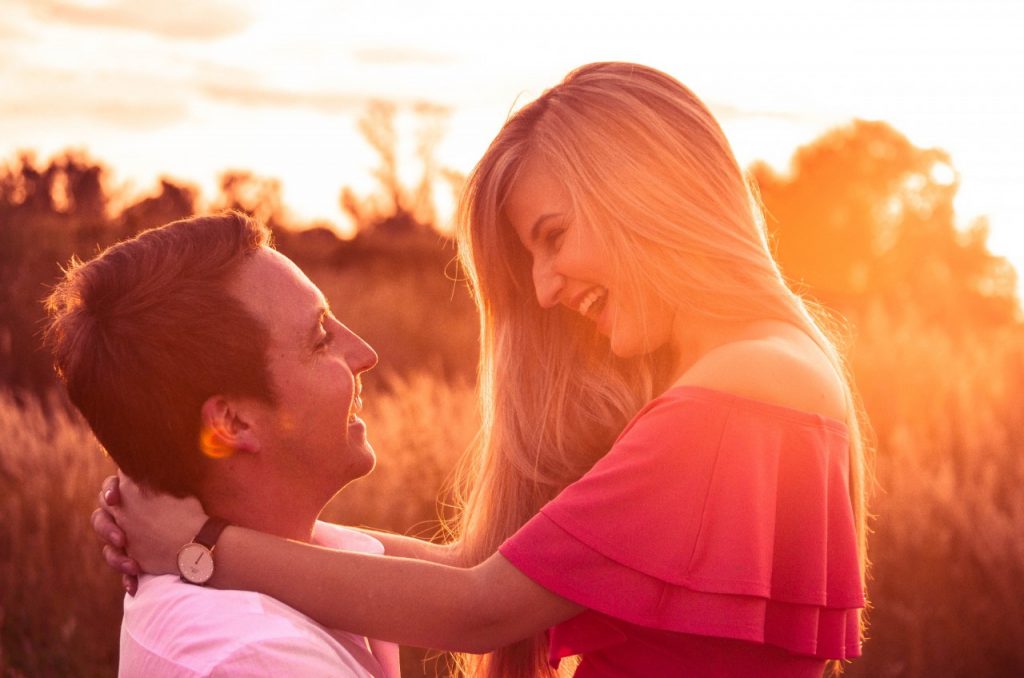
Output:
[544, 226, 566, 252]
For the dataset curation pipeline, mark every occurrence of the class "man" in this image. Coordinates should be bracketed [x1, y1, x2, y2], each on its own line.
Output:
[45, 212, 400, 677]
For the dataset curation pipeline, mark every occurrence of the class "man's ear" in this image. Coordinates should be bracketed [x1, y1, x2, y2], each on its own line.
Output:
[199, 396, 261, 459]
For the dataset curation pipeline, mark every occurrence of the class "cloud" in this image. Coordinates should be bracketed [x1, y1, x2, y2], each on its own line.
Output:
[83, 98, 188, 129]
[0, 96, 188, 130]
[352, 47, 457, 66]
[196, 75, 449, 116]
[0, 3, 37, 41]
[198, 79, 373, 114]
[34, 0, 253, 41]
[0, 19, 28, 40]
[1, 67, 190, 130]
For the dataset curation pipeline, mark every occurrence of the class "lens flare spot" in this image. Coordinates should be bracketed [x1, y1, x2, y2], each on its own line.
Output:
[199, 426, 235, 459]
[277, 412, 297, 431]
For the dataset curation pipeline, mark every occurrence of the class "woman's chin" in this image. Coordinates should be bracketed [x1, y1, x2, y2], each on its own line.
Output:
[608, 334, 642, 359]
[608, 327, 669, 361]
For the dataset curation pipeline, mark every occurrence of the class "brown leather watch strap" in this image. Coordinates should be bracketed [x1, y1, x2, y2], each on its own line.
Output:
[194, 516, 231, 550]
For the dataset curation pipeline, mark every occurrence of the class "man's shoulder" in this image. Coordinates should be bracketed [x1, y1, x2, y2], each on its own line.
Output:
[120, 575, 314, 660]
[124, 574, 288, 632]
[119, 575, 379, 677]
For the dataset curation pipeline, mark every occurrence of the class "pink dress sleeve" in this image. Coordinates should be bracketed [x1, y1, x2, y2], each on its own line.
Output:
[499, 386, 864, 662]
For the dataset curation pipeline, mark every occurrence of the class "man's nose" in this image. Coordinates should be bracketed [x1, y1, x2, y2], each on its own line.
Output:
[344, 328, 378, 373]
[532, 260, 564, 309]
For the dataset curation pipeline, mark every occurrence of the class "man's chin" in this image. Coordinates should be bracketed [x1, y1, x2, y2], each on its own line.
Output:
[346, 441, 377, 479]
[324, 447, 376, 498]
[357, 445, 377, 478]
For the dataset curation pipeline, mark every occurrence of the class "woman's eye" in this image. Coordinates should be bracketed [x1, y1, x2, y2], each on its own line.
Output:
[315, 332, 332, 351]
[545, 228, 566, 250]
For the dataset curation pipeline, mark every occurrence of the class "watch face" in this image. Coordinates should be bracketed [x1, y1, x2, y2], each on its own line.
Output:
[177, 543, 214, 584]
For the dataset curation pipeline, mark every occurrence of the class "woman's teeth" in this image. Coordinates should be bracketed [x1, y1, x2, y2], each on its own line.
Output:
[578, 288, 606, 318]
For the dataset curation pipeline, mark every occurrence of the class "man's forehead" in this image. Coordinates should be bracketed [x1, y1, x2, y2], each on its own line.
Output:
[234, 248, 324, 328]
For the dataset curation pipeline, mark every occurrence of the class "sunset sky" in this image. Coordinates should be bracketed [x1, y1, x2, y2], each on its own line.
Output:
[2, 0, 1022, 280]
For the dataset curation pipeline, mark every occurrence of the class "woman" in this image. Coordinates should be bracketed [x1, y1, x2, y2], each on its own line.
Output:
[97, 62, 869, 676]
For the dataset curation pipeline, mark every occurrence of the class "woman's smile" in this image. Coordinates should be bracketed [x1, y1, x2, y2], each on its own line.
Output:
[575, 286, 607, 319]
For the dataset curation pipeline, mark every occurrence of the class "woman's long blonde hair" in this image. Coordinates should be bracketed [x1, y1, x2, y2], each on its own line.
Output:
[451, 62, 870, 677]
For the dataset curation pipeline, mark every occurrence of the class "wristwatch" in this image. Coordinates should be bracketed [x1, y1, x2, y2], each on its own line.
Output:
[176, 517, 231, 585]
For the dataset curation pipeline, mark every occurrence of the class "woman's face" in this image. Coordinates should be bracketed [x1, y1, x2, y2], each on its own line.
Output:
[504, 157, 677, 358]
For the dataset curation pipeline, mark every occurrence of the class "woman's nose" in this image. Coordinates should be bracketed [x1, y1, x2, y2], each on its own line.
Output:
[532, 260, 565, 309]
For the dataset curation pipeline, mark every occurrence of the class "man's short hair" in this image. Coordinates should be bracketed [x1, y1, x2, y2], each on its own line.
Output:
[45, 212, 277, 496]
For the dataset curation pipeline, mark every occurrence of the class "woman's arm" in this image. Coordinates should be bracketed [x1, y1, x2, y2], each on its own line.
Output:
[211, 526, 580, 652]
[108, 475, 582, 652]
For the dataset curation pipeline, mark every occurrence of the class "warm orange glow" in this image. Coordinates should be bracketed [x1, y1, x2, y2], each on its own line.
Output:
[198, 426, 235, 459]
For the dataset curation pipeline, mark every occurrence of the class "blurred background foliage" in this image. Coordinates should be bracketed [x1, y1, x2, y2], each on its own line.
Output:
[1, 105, 1021, 677]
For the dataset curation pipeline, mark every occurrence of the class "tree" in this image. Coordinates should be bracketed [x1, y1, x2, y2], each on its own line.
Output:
[340, 100, 460, 239]
[116, 178, 197, 239]
[0, 152, 115, 394]
[0, 153, 198, 395]
[214, 170, 286, 231]
[753, 120, 1019, 326]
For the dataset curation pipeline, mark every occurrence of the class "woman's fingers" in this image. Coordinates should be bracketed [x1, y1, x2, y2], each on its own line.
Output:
[103, 544, 140, 576]
[101, 474, 121, 506]
[95, 472, 145, 585]
[122, 555, 141, 576]
[105, 471, 207, 576]
[91, 507, 125, 547]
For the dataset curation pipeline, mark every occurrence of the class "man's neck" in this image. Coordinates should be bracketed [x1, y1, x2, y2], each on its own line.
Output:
[200, 485, 324, 544]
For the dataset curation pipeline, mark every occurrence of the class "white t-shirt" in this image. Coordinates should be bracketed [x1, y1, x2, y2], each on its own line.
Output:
[119, 522, 400, 677]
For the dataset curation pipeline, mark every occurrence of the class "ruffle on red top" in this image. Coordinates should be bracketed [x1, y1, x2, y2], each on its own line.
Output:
[500, 386, 864, 662]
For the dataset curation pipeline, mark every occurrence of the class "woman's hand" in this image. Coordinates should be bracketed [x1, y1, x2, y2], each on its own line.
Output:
[101, 471, 209, 578]
[93, 475, 141, 594]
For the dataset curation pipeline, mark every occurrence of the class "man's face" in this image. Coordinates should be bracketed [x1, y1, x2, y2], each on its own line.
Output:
[231, 248, 378, 495]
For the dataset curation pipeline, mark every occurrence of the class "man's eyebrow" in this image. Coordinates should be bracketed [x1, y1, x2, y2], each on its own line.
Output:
[529, 213, 563, 245]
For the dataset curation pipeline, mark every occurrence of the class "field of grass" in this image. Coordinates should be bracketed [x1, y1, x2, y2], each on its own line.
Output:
[845, 308, 1024, 677]
[2, 297, 1022, 676]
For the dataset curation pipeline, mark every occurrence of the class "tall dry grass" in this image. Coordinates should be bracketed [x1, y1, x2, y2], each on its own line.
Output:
[0, 395, 119, 677]
[845, 306, 1024, 677]
[2, 306, 1022, 676]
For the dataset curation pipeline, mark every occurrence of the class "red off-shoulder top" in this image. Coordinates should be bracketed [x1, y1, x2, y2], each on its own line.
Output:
[499, 386, 864, 677]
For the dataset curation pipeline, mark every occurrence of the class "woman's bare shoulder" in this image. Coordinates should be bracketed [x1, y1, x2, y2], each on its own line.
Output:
[675, 326, 848, 421]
